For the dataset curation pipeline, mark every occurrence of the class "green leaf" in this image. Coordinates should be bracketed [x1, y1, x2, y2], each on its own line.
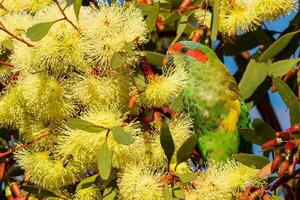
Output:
[259, 30, 299, 62]
[240, 128, 265, 145]
[144, 51, 164, 67]
[160, 123, 175, 164]
[76, 174, 98, 191]
[134, 3, 150, 15]
[66, 0, 74, 8]
[252, 119, 276, 142]
[74, 0, 82, 20]
[177, 171, 198, 182]
[125, 42, 134, 56]
[171, 93, 183, 111]
[1, 39, 13, 50]
[172, 15, 188, 44]
[67, 118, 105, 133]
[163, 184, 173, 200]
[176, 135, 197, 166]
[270, 195, 283, 200]
[273, 77, 298, 108]
[290, 100, 300, 124]
[173, 187, 185, 199]
[211, 0, 220, 41]
[268, 58, 300, 77]
[164, 12, 180, 25]
[98, 141, 112, 180]
[102, 187, 117, 200]
[111, 53, 127, 69]
[238, 59, 269, 100]
[26, 21, 55, 42]
[112, 126, 135, 145]
[233, 153, 270, 169]
[273, 77, 300, 124]
[21, 185, 59, 198]
[145, 3, 159, 32]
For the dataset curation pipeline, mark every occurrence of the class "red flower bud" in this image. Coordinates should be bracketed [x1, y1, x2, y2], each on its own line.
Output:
[291, 124, 300, 133]
[156, 15, 164, 31]
[276, 131, 291, 140]
[10, 182, 21, 197]
[261, 138, 278, 151]
[288, 156, 298, 175]
[271, 154, 284, 173]
[285, 141, 295, 154]
[278, 159, 289, 177]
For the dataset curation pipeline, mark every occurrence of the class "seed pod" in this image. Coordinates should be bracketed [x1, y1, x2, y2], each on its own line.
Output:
[288, 155, 299, 175]
[285, 141, 295, 154]
[278, 159, 289, 177]
[276, 131, 291, 140]
[0, 161, 5, 183]
[291, 124, 300, 133]
[261, 138, 278, 151]
[271, 154, 284, 172]
[10, 182, 22, 197]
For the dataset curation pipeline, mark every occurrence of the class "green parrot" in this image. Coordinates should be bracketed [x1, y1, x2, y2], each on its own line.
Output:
[163, 41, 251, 162]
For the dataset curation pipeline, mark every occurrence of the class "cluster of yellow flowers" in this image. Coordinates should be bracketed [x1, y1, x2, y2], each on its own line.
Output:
[196, 0, 296, 36]
[0, 1, 264, 199]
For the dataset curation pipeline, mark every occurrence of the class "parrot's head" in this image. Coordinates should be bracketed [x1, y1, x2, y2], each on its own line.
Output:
[163, 41, 213, 67]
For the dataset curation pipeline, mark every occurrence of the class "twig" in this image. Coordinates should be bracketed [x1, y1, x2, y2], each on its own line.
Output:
[0, 22, 34, 47]
[0, 132, 49, 158]
[53, 0, 80, 32]
[0, 60, 14, 68]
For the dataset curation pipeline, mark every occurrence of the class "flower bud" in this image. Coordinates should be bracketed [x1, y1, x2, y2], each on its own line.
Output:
[285, 141, 295, 154]
[271, 154, 284, 173]
[278, 159, 289, 177]
[261, 138, 278, 151]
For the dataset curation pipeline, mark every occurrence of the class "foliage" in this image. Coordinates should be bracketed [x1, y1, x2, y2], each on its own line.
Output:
[0, 0, 299, 199]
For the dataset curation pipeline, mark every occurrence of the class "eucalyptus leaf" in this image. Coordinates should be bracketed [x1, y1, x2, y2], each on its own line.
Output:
[211, 0, 220, 41]
[144, 51, 164, 67]
[160, 123, 175, 164]
[177, 171, 198, 182]
[233, 153, 270, 169]
[1, 39, 13, 50]
[172, 15, 188, 44]
[252, 119, 276, 142]
[67, 118, 105, 133]
[176, 134, 197, 166]
[111, 52, 127, 69]
[163, 184, 173, 200]
[238, 59, 269, 100]
[98, 141, 112, 180]
[112, 126, 135, 145]
[74, 0, 82, 20]
[26, 21, 55, 42]
[145, 3, 159, 32]
[268, 58, 300, 77]
[21, 185, 59, 198]
[76, 174, 99, 191]
[259, 30, 299, 62]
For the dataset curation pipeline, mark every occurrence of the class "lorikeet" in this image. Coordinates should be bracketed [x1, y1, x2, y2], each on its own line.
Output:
[163, 41, 251, 162]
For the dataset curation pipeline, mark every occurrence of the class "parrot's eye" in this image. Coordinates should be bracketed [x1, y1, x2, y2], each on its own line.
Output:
[165, 52, 174, 66]
[181, 47, 188, 53]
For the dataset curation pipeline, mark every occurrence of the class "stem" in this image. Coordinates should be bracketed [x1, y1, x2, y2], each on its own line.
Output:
[0, 22, 34, 47]
[0, 60, 14, 68]
[53, 0, 80, 32]
[0, 132, 49, 158]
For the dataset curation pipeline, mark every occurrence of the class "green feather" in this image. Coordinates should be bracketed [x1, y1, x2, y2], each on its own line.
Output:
[172, 41, 243, 161]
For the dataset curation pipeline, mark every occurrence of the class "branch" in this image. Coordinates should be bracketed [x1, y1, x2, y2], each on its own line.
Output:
[0, 60, 14, 68]
[0, 22, 34, 47]
[0, 132, 49, 158]
[53, 0, 80, 32]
